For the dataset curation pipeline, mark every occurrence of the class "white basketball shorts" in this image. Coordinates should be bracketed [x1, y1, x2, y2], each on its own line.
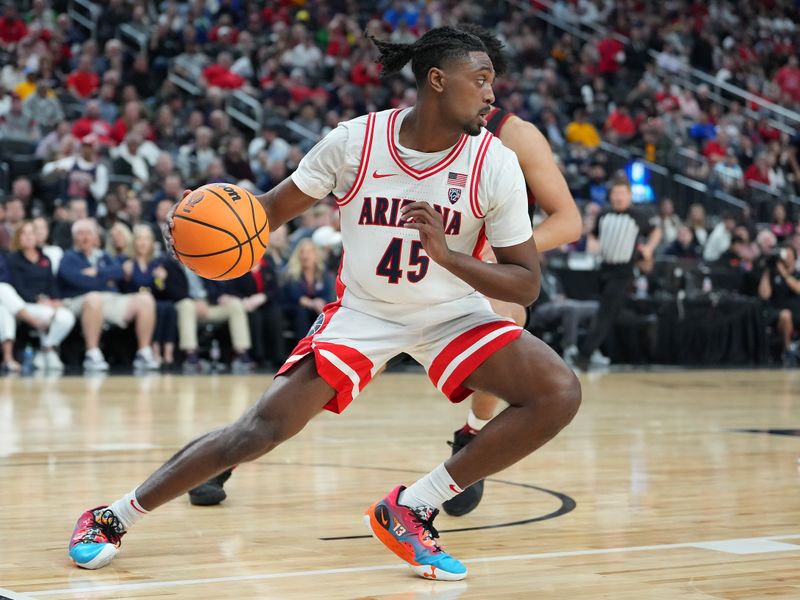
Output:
[276, 293, 522, 413]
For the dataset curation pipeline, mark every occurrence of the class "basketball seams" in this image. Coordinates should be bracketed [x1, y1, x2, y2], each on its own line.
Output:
[173, 216, 268, 258]
[205, 186, 255, 272]
[174, 183, 268, 280]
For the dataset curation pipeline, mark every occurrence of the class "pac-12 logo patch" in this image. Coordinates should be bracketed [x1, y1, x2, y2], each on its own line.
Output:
[447, 188, 461, 204]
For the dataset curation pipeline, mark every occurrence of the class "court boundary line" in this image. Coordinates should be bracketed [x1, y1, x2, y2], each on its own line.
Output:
[22, 533, 800, 597]
[0, 587, 37, 600]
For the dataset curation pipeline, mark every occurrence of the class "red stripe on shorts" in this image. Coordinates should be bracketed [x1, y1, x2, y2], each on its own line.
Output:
[440, 329, 522, 403]
[428, 320, 517, 388]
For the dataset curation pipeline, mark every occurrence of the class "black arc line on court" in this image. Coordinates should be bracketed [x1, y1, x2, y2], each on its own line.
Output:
[0, 457, 575, 540]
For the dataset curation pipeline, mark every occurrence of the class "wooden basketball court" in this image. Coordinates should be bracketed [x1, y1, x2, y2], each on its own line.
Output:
[1, 368, 798, 599]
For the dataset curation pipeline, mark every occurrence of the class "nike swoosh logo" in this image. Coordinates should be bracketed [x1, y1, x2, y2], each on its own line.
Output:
[130, 499, 147, 514]
[449, 484, 462, 494]
[372, 170, 396, 179]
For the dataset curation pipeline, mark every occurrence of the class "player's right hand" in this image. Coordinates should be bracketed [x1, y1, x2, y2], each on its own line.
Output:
[163, 189, 192, 262]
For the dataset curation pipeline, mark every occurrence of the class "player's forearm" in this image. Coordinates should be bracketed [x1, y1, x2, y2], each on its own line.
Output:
[256, 179, 318, 232]
[439, 251, 540, 305]
[532, 209, 582, 252]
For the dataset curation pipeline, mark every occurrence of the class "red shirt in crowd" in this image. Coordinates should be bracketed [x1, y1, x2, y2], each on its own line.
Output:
[66, 70, 99, 98]
[775, 64, 800, 102]
[703, 139, 727, 160]
[72, 117, 113, 146]
[605, 110, 636, 138]
[0, 16, 28, 44]
[597, 36, 624, 75]
[202, 64, 245, 89]
[744, 164, 770, 185]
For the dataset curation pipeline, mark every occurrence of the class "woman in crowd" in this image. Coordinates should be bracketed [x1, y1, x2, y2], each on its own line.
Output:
[4, 221, 77, 371]
[122, 225, 177, 368]
[282, 238, 334, 341]
[106, 221, 134, 260]
[769, 203, 795, 243]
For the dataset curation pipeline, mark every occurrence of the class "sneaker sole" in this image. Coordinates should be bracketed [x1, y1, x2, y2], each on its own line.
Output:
[189, 489, 227, 506]
[70, 543, 117, 569]
[362, 510, 467, 581]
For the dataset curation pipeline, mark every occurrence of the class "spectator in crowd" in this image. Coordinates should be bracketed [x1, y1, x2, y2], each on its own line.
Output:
[759, 244, 800, 366]
[57, 218, 158, 371]
[222, 135, 256, 187]
[579, 161, 609, 206]
[2, 198, 26, 243]
[22, 79, 63, 133]
[175, 266, 253, 372]
[66, 54, 100, 99]
[32, 215, 63, 273]
[0, 91, 39, 140]
[111, 132, 155, 188]
[122, 225, 177, 369]
[282, 238, 335, 341]
[177, 126, 217, 187]
[51, 198, 89, 250]
[72, 100, 114, 146]
[0, 256, 20, 371]
[105, 221, 133, 260]
[111, 101, 152, 147]
[201, 51, 246, 90]
[565, 108, 601, 149]
[42, 134, 109, 213]
[0, 5, 28, 47]
[712, 149, 745, 194]
[10, 176, 44, 218]
[225, 255, 287, 369]
[686, 203, 709, 247]
[604, 104, 635, 144]
[770, 203, 795, 244]
[6, 221, 76, 371]
[665, 225, 702, 260]
[653, 198, 682, 249]
[529, 257, 601, 364]
[744, 152, 771, 186]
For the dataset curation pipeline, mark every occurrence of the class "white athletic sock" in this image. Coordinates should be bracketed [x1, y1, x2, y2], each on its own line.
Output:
[108, 489, 148, 531]
[466, 409, 491, 432]
[398, 463, 463, 510]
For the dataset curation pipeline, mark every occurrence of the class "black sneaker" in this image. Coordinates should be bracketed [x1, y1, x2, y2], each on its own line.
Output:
[441, 428, 484, 517]
[188, 468, 233, 506]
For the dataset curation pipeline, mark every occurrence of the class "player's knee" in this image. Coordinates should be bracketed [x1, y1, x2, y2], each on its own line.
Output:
[537, 364, 581, 429]
[559, 370, 582, 423]
[223, 407, 295, 463]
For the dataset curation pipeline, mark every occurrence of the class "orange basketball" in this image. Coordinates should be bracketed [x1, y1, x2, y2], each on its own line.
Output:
[171, 183, 269, 281]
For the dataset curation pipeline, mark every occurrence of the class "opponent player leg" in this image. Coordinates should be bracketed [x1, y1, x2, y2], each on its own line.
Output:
[442, 297, 526, 517]
[68, 355, 333, 569]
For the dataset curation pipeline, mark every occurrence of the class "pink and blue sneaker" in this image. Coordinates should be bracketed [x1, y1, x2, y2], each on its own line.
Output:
[364, 485, 467, 581]
[68, 506, 126, 569]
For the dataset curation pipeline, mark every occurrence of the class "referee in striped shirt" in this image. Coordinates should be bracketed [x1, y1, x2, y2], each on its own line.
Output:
[576, 175, 661, 369]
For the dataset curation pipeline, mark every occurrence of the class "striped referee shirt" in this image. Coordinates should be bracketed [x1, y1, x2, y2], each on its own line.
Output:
[593, 208, 654, 267]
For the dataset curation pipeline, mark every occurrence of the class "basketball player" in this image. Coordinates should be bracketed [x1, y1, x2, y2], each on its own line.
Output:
[439, 24, 581, 517]
[68, 27, 581, 581]
[186, 25, 582, 514]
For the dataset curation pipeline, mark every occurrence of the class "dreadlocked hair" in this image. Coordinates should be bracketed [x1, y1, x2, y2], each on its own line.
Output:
[455, 24, 509, 77]
[367, 25, 488, 85]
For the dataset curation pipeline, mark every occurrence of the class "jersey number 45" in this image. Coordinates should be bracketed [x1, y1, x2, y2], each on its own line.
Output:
[376, 237, 429, 284]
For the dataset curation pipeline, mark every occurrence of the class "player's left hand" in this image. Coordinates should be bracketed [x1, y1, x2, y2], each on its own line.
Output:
[163, 190, 192, 263]
[401, 201, 451, 265]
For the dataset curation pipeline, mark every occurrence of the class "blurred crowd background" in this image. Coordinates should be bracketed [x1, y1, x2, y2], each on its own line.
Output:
[0, 0, 799, 374]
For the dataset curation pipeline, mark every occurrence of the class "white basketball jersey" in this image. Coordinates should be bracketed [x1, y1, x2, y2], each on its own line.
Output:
[332, 108, 498, 306]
